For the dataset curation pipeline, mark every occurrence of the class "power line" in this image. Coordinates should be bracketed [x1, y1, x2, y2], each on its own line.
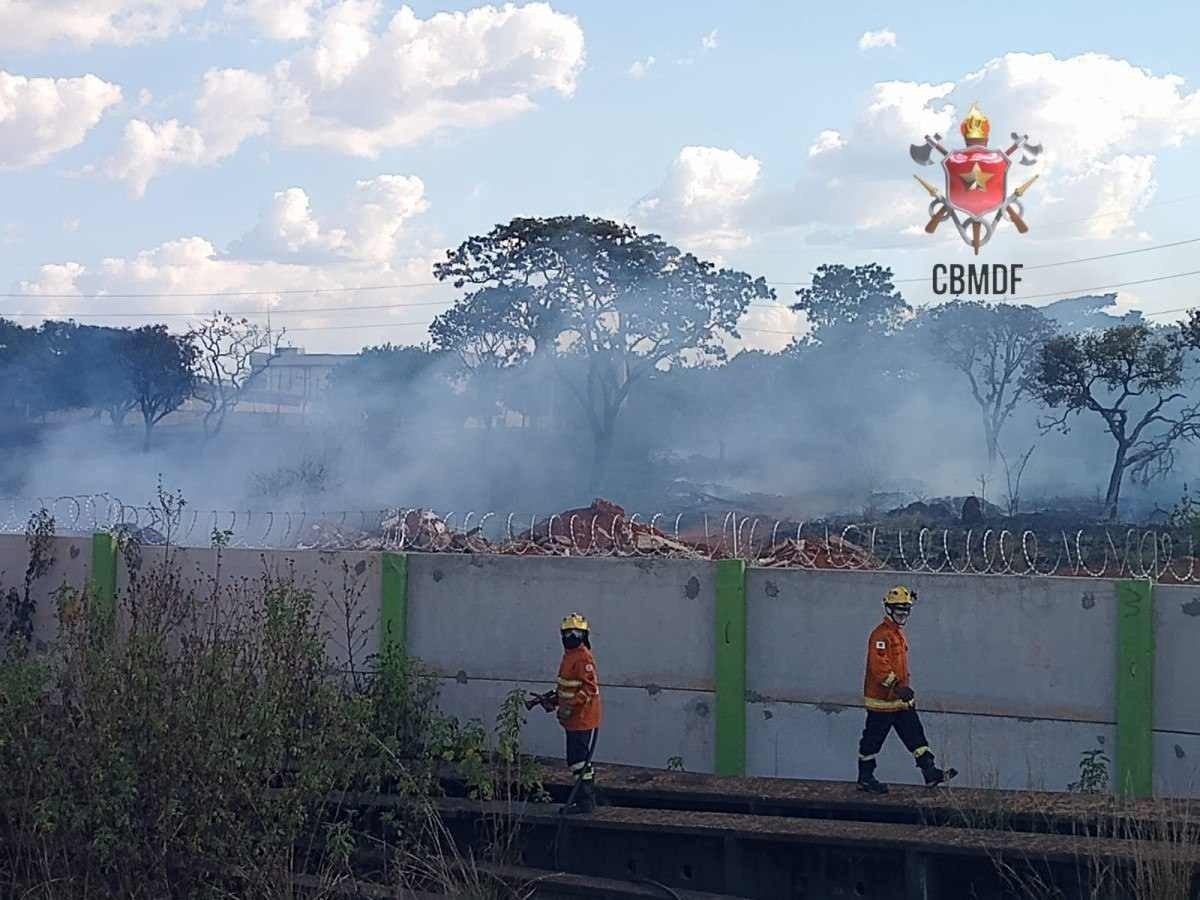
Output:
[0, 298, 454, 319]
[768, 236, 1200, 288]
[766, 191, 1200, 264]
[4, 230, 1195, 304]
[0, 281, 444, 300]
[9, 267, 1200, 334]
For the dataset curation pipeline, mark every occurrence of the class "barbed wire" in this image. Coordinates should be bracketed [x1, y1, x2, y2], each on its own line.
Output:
[0, 494, 1194, 582]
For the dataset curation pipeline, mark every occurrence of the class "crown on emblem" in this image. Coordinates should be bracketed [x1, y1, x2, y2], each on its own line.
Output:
[959, 103, 990, 142]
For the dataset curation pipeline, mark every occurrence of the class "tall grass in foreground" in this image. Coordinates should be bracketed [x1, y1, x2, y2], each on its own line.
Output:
[944, 760, 1199, 899]
[0, 499, 543, 899]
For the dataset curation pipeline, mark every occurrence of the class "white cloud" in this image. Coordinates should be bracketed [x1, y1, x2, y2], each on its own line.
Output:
[63, 218, 81, 233]
[808, 130, 846, 157]
[634, 146, 761, 253]
[771, 52, 1200, 243]
[223, 0, 319, 40]
[858, 28, 896, 51]
[628, 56, 655, 79]
[14, 177, 448, 349]
[701, 28, 719, 50]
[0, 0, 206, 50]
[230, 174, 428, 262]
[104, 1, 585, 192]
[0, 71, 122, 168]
[105, 68, 273, 195]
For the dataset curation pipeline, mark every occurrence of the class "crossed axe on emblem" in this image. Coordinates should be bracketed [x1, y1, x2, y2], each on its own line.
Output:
[909, 132, 1042, 252]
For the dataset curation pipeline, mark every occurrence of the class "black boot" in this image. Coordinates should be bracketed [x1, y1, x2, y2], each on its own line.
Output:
[563, 779, 595, 815]
[857, 759, 888, 795]
[918, 754, 957, 787]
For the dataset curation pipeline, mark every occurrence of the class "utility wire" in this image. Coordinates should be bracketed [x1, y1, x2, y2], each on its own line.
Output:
[17, 265, 1200, 331]
[4, 232, 1198, 303]
[766, 191, 1200, 264]
[771, 236, 1200, 288]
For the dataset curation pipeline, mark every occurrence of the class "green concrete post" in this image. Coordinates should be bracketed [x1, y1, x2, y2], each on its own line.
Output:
[90, 532, 118, 633]
[714, 559, 747, 776]
[381, 553, 409, 657]
[1115, 578, 1153, 797]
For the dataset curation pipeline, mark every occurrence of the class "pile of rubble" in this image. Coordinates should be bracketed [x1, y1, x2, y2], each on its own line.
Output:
[757, 535, 882, 570]
[293, 519, 384, 551]
[380, 508, 493, 553]
[287, 498, 882, 568]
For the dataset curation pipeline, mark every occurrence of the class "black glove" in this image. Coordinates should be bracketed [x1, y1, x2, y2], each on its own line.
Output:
[895, 685, 915, 703]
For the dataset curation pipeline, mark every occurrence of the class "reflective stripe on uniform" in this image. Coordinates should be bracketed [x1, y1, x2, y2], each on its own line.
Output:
[913, 746, 931, 758]
[569, 761, 587, 772]
[557, 677, 582, 687]
[864, 696, 909, 711]
[882, 672, 897, 688]
[557, 689, 576, 699]
[858, 753, 877, 762]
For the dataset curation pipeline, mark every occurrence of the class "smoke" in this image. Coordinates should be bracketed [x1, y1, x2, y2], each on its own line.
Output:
[0, 287, 1194, 535]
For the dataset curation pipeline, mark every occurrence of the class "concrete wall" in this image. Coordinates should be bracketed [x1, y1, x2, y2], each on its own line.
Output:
[111, 546, 384, 674]
[1151, 583, 1200, 796]
[407, 554, 716, 772]
[744, 568, 1123, 791]
[0, 535, 92, 648]
[4, 529, 1196, 797]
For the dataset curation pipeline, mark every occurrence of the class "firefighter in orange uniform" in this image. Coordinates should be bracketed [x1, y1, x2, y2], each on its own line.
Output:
[535, 612, 602, 814]
[857, 586, 956, 794]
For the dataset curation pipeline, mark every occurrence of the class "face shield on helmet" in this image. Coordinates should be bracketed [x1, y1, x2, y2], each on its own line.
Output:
[561, 628, 586, 650]
[883, 586, 916, 626]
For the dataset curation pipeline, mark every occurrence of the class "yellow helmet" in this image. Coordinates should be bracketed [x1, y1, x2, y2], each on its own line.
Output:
[884, 586, 916, 607]
[561, 612, 589, 632]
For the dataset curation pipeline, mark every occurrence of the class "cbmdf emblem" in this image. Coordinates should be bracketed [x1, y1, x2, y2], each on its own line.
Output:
[910, 103, 1042, 254]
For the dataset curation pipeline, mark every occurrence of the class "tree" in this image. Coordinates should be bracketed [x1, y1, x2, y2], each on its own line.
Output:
[926, 301, 1057, 465]
[70, 323, 139, 425]
[428, 286, 534, 428]
[1028, 324, 1200, 520]
[433, 216, 773, 484]
[790, 263, 911, 348]
[326, 343, 446, 436]
[191, 313, 278, 438]
[121, 325, 198, 452]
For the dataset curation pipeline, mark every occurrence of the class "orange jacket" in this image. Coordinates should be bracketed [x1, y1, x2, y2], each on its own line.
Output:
[556, 646, 602, 731]
[863, 618, 913, 712]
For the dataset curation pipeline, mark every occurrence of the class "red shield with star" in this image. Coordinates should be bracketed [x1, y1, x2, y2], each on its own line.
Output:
[943, 147, 1009, 218]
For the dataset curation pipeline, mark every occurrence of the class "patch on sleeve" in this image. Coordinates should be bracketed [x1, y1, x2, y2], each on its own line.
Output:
[875, 640, 887, 650]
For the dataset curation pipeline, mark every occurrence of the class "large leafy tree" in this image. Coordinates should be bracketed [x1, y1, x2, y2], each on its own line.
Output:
[121, 325, 198, 452]
[790, 263, 911, 348]
[433, 216, 773, 484]
[1028, 324, 1200, 520]
[925, 301, 1057, 465]
[327, 343, 447, 437]
[0, 320, 133, 423]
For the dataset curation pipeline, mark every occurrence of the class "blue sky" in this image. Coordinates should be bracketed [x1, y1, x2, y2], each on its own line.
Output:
[2, 0, 1199, 351]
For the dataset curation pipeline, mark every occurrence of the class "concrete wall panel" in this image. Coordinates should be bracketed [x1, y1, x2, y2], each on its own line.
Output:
[0, 535, 91, 648]
[1154, 731, 1200, 799]
[747, 698, 1115, 792]
[408, 554, 716, 690]
[434, 676, 715, 773]
[746, 569, 1117, 722]
[114, 546, 382, 671]
[1152, 583, 1200, 736]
